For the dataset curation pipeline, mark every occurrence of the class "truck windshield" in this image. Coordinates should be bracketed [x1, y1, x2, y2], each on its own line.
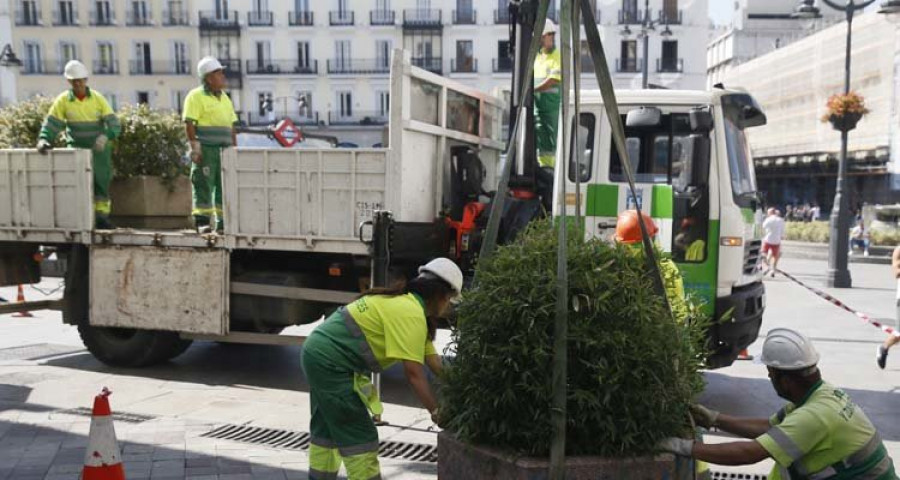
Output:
[609, 113, 692, 184]
[721, 96, 759, 201]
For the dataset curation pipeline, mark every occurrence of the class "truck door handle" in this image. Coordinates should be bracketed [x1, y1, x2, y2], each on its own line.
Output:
[597, 222, 616, 229]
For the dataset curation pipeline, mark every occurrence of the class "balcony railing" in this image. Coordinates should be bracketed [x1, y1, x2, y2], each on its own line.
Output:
[129, 60, 191, 75]
[126, 9, 153, 26]
[657, 57, 683, 73]
[92, 60, 119, 75]
[246, 60, 318, 75]
[403, 9, 442, 27]
[296, 112, 320, 126]
[618, 9, 643, 24]
[248, 10, 273, 26]
[162, 8, 190, 26]
[659, 9, 683, 25]
[15, 7, 42, 26]
[370, 10, 395, 25]
[494, 8, 510, 24]
[329, 11, 354, 26]
[289, 11, 314, 26]
[328, 111, 388, 126]
[493, 57, 512, 73]
[451, 58, 477, 73]
[616, 58, 642, 73]
[89, 7, 115, 26]
[452, 9, 476, 24]
[327, 59, 390, 75]
[199, 10, 240, 29]
[52, 8, 79, 25]
[21, 60, 60, 75]
[411, 56, 442, 74]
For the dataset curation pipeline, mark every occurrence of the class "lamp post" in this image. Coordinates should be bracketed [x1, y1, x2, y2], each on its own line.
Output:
[793, 0, 898, 288]
[620, 0, 672, 88]
[0, 44, 24, 107]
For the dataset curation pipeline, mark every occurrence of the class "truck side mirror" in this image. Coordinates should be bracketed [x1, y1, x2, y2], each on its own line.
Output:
[689, 133, 710, 189]
[689, 107, 713, 133]
[626, 106, 662, 129]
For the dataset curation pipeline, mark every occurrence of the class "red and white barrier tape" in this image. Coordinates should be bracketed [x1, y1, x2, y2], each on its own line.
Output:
[776, 269, 900, 338]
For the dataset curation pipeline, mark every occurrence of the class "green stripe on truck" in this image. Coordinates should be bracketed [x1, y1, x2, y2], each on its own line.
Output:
[676, 220, 719, 316]
[585, 184, 618, 217]
[651, 185, 673, 218]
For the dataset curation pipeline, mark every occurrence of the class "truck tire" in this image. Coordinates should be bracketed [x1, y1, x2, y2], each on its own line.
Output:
[77, 324, 193, 367]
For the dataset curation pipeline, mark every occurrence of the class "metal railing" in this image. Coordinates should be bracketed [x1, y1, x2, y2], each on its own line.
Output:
[403, 9, 441, 27]
[658, 9, 682, 25]
[162, 8, 190, 26]
[328, 111, 388, 126]
[296, 112, 320, 126]
[247, 10, 273, 26]
[493, 57, 512, 73]
[327, 59, 390, 74]
[618, 9, 643, 24]
[246, 60, 318, 75]
[452, 9, 476, 24]
[199, 10, 239, 28]
[329, 11, 354, 26]
[616, 58, 642, 73]
[126, 8, 153, 25]
[494, 8, 510, 24]
[89, 6, 115, 25]
[656, 57, 683, 73]
[411, 56, 442, 73]
[129, 60, 191, 75]
[289, 10, 314, 26]
[20, 59, 60, 75]
[52, 8, 79, 25]
[92, 60, 119, 75]
[451, 58, 477, 73]
[370, 9, 395, 25]
[15, 5, 42, 25]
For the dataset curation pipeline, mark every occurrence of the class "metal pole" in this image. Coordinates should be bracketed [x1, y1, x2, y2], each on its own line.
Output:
[370, 211, 392, 417]
[641, 0, 650, 88]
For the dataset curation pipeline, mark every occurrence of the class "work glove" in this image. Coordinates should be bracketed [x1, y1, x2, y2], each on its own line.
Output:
[656, 437, 694, 457]
[690, 404, 720, 429]
[36, 139, 52, 155]
[93, 134, 108, 153]
[189, 140, 202, 165]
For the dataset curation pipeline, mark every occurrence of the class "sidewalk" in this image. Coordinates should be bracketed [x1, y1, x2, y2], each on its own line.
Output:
[780, 240, 893, 265]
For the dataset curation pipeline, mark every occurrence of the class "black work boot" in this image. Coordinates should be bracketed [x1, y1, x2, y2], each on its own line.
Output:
[195, 215, 212, 234]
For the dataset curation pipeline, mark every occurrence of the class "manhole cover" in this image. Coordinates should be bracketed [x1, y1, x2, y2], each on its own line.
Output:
[201, 424, 438, 463]
[0, 343, 85, 361]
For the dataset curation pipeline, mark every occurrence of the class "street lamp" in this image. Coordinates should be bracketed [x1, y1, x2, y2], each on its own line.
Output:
[793, 0, 899, 288]
[620, 0, 672, 88]
[0, 44, 23, 67]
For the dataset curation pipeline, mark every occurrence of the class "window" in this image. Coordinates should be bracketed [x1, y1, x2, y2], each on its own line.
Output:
[620, 40, 637, 72]
[107, 93, 118, 110]
[622, 0, 638, 18]
[255, 41, 271, 69]
[134, 41, 151, 74]
[496, 40, 512, 71]
[253, 0, 268, 11]
[377, 91, 390, 117]
[297, 91, 313, 119]
[57, 1, 77, 24]
[258, 92, 272, 117]
[215, 0, 229, 18]
[335, 40, 351, 69]
[172, 41, 188, 74]
[609, 113, 692, 184]
[338, 91, 352, 118]
[663, 0, 678, 20]
[215, 41, 232, 60]
[298, 41, 311, 68]
[94, 1, 113, 24]
[722, 100, 757, 198]
[376, 0, 390, 11]
[661, 40, 678, 72]
[97, 41, 115, 73]
[295, 0, 309, 11]
[129, 0, 149, 24]
[376, 40, 392, 70]
[337, 0, 349, 15]
[580, 40, 594, 73]
[136, 91, 150, 105]
[456, 40, 474, 72]
[23, 41, 42, 74]
[19, 0, 40, 25]
[172, 90, 187, 113]
[59, 41, 78, 66]
[569, 113, 596, 183]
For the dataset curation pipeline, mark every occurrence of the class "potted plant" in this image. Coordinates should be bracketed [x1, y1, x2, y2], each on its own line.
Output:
[821, 91, 869, 132]
[438, 221, 708, 479]
[110, 104, 191, 229]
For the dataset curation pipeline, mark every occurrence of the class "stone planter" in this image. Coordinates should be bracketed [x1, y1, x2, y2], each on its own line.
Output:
[438, 431, 695, 480]
[828, 112, 863, 132]
[109, 175, 192, 229]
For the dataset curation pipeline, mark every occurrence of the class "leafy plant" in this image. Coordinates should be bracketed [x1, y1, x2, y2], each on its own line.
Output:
[440, 221, 707, 458]
[783, 220, 900, 246]
[821, 91, 870, 122]
[0, 96, 64, 149]
[112, 103, 188, 189]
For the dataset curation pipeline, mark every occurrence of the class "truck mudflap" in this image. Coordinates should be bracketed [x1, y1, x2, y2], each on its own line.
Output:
[707, 281, 765, 369]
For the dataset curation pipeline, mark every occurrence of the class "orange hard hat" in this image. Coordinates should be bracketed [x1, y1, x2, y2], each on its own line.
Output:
[615, 210, 658, 244]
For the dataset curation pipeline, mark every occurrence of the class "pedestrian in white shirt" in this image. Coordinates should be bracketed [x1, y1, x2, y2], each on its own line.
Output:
[762, 208, 786, 277]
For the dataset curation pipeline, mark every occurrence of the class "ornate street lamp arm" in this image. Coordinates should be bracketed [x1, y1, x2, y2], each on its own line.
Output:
[820, 0, 876, 12]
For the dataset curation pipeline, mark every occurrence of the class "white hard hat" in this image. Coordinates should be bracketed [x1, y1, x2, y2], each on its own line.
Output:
[418, 258, 463, 295]
[759, 328, 820, 371]
[197, 56, 225, 79]
[543, 20, 557, 35]
[63, 60, 89, 80]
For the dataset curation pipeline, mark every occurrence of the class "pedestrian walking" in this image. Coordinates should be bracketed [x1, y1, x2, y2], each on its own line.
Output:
[658, 328, 897, 480]
[301, 258, 461, 480]
[36, 60, 121, 229]
[183, 56, 238, 234]
[762, 208, 786, 277]
[877, 246, 900, 369]
[534, 20, 561, 169]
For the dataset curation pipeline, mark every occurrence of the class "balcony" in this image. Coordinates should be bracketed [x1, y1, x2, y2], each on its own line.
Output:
[411, 56, 442, 74]
[657, 57, 683, 73]
[52, 9, 79, 26]
[494, 8, 510, 24]
[327, 59, 390, 75]
[493, 57, 513, 73]
[162, 8, 190, 26]
[289, 11, 314, 26]
[248, 10, 273, 26]
[618, 9, 643, 24]
[296, 112, 320, 126]
[403, 9, 442, 28]
[126, 9, 153, 26]
[89, 7, 115, 26]
[328, 111, 388, 126]
[329, 11, 354, 26]
[199, 10, 240, 29]
[370, 10, 395, 25]
[616, 58, 642, 73]
[658, 9, 683, 25]
[220, 59, 243, 88]
[452, 9, 476, 25]
[20, 60, 61, 75]
[15, 7, 42, 26]
[451, 58, 477, 73]
[92, 60, 119, 75]
[246, 60, 318, 75]
[129, 60, 191, 75]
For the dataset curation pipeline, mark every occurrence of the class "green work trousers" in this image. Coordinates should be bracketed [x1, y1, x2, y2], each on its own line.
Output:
[534, 91, 561, 168]
[70, 138, 112, 225]
[301, 312, 381, 480]
[191, 145, 224, 230]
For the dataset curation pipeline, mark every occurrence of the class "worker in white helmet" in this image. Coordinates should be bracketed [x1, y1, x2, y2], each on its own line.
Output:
[533, 19, 561, 169]
[37, 60, 121, 229]
[658, 328, 896, 479]
[182, 56, 238, 233]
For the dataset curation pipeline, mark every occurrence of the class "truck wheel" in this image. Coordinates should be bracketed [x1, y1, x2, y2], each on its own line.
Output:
[77, 324, 192, 367]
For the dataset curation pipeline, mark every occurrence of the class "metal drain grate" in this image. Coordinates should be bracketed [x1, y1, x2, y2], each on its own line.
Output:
[56, 407, 155, 424]
[201, 424, 438, 463]
[710, 472, 768, 480]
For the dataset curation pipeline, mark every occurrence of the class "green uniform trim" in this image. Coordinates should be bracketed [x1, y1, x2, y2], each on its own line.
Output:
[585, 184, 619, 217]
[651, 185, 673, 218]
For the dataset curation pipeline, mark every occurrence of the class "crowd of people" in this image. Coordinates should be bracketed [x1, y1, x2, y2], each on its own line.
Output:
[782, 203, 821, 222]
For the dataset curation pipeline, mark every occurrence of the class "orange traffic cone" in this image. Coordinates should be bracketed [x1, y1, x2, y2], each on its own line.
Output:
[737, 349, 754, 361]
[11, 285, 33, 318]
[82, 387, 125, 480]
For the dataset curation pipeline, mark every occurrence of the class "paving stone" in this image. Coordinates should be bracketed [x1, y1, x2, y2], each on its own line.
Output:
[184, 476, 219, 480]
[43, 474, 80, 480]
[123, 453, 153, 462]
[47, 464, 82, 474]
[218, 474, 254, 480]
[151, 459, 184, 469]
[185, 465, 219, 476]
[186, 457, 217, 468]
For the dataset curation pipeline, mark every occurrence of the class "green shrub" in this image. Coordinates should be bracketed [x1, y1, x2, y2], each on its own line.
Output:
[784, 221, 830, 243]
[0, 96, 64, 149]
[112, 104, 188, 188]
[870, 230, 900, 246]
[440, 221, 707, 458]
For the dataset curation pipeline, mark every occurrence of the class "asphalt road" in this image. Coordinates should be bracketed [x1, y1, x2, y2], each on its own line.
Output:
[0, 256, 897, 479]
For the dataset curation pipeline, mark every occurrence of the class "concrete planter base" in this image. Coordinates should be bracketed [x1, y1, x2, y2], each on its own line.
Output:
[438, 431, 692, 480]
[110, 175, 192, 229]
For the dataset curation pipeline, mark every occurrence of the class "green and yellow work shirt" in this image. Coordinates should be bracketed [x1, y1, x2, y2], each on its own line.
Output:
[756, 381, 896, 480]
[182, 86, 238, 146]
[346, 293, 437, 371]
[534, 47, 562, 94]
[40, 88, 120, 147]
